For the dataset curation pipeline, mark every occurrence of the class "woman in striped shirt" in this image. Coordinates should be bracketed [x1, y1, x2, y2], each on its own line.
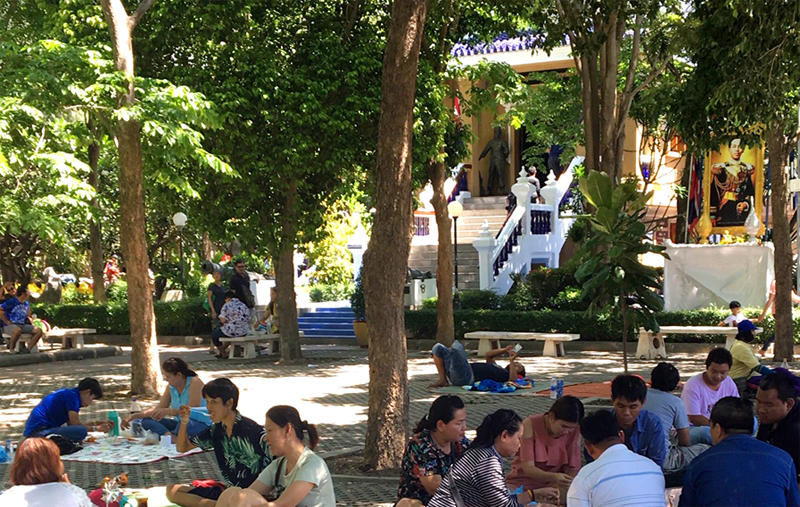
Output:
[428, 409, 559, 507]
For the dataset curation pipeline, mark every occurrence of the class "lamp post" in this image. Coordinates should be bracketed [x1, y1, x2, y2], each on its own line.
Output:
[447, 201, 463, 309]
[172, 212, 187, 292]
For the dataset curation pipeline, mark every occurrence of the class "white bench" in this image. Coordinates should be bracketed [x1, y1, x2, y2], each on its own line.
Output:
[463, 331, 580, 357]
[2, 331, 38, 353]
[46, 328, 96, 349]
[636, 326, 756, 359]
[219, 331, 304, 359]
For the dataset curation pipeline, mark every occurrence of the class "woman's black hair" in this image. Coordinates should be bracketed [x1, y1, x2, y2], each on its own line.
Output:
[548, 395, 585, 423]
[414, 395, 465, 433]
[735, 330, 755, 343]
[162, 357, 198, 378]
[650, 362, 681, 392]
[472, 409, 522, 448]
[267, 405, 320, 450]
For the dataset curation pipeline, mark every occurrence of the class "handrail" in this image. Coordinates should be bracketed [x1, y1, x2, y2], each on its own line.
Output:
[490, 205, 524, 276]
[447, 164, 470, 203]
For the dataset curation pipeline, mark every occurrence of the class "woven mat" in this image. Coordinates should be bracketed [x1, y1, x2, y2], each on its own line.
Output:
[533, 381, 612, 398]
[63, 437, 204, 465]
[431, 384, 538, 396]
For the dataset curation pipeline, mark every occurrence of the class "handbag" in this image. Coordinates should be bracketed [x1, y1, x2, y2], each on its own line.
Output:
[447, 466, 467, 507]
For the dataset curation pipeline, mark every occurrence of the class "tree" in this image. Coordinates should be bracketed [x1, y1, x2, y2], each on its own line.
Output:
[575, 170, 666, 371]
[99, 0, 160, 394]
[363, 0, 430, 469]
[533, 0, 684, 181]
[675, 0, 800, 360]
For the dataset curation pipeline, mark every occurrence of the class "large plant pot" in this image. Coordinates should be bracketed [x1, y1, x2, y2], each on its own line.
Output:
[353, 320, 369, 348]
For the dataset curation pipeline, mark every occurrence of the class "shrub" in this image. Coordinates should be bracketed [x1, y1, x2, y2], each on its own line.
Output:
[61, 284, 91, 304]
[106, 280, 128, 302]
[350, 270, 365, 321]
[309, 282, 354, 303]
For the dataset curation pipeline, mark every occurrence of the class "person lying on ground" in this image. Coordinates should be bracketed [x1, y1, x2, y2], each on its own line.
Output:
[1, 437, 92, 507]
[0, 286, 43, 353]
[567, 410, 666, 507]
[122, 357, 211, 438]
[216, 405, 335, 507]
[507, 395, 584, 493]
[23, 377, 111, 443]
[396, 395, 471, 507]
[681, 347, 739, 445]
[430, 341, 524, 388]
[679, 397, 800, 507]
[211, 291, 252, 359]
[642, 362, 710, 473]
[428, 409, 559, 507]
[756, 373, 800, 486]
[586, 374, 667, 469]
[167, 378, 272, 507]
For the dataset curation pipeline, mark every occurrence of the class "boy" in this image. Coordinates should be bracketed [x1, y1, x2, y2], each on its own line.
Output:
[718, 300, 746, 327]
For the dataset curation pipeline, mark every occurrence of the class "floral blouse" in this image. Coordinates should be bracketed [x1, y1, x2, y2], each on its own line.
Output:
[397, 429, 470, 505]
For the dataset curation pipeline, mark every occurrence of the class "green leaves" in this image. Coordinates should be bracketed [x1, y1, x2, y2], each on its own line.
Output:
[579, 170, 614, 209]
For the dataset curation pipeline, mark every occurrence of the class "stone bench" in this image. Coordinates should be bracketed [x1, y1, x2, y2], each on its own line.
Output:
[219, 332, 304, 359]
[463, 331, 580, 357]
[636, 325, 755, 359]
[2, 327, 97, 353]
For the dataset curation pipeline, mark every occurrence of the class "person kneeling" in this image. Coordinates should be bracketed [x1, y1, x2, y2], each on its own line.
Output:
[217, 405, 335, 507]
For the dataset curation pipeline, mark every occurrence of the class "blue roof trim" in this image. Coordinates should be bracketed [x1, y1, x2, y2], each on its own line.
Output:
[451, 32, 539, 58]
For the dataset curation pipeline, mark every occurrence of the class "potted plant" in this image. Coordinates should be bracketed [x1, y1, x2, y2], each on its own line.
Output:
[350, 270, 368, 348]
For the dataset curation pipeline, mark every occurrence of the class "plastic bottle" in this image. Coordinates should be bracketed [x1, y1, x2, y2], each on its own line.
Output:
[107, 411, 120, 436]
[130, 397, 142, 414]
[557, 378, 564, 398]
[550, 378, 558, 399]
[5, 438, 13, 457]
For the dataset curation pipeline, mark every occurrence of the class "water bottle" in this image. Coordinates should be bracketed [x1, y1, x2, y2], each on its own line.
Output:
[5, 438, 13, 456]
[131, 419, 144, 438]
[557, 378, 564, 398]
[550, 378, 558, 399]
[130, 397, 142, 414]
[107, 411, 120, 436]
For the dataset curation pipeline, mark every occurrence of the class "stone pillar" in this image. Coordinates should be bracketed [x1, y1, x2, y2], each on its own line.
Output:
[539, 170, 559, 232]
[472, 220, 496, 290]
[511, 168, 532, 234]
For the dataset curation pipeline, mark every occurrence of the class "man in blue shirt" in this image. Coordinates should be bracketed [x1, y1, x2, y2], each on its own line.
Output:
[587, 374, 667, 468]
[23, 377, 111, 442]
[680, 397, 800, 507]
[0, 287, 43, 353]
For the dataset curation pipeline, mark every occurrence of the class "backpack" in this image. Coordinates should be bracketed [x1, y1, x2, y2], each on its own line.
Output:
[45, 434, 83, 455]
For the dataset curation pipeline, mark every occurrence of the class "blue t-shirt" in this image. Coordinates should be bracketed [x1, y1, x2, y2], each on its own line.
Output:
[680, 434, 800, 507]
[586, 409, 667, 468]
[1, 297, 29, 325]
[23, 388, 82, 436]
[643, 388, 690, 451]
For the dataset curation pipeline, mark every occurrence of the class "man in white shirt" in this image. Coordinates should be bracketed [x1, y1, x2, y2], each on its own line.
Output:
[567, 410, 666, 507]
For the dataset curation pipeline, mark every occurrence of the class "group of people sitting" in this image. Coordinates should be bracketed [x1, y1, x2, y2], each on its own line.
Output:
[9, 357, 334, 506]
[0, 281, 43, 354]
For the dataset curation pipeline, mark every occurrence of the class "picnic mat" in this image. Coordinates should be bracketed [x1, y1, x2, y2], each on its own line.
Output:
[533, 381, 612, 398]
[63, 436, 204, 465]
[120, 487, 178, 507]
[431, 384, 539, 396]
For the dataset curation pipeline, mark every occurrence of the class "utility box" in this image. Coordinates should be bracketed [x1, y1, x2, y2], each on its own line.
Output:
[404, 278, 437, 309]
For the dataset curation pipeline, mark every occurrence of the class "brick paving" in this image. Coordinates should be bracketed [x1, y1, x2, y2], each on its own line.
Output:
[0, 343, 716, 505]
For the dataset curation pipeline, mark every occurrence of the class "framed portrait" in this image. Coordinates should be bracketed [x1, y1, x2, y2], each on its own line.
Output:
[703, 138, 765, 236]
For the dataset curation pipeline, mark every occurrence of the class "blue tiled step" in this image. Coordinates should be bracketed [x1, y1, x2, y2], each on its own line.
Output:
[299, 304, 357, 339]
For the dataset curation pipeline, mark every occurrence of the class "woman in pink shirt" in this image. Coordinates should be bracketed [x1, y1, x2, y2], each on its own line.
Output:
[507, 396, 584, 493]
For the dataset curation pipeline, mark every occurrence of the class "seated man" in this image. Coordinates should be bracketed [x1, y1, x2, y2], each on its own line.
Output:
[0, 287, 43, 353]
[567, 410, 665, 507]
[211, 291, 251, 359]
[23, 377, 111, 442]
[681, 347, 739, 445]
[679, 397, 800, 507]
[168, 378, 271, 507]
[587, 374, 666, 468]
[430, 341, 524, 388]
[643, 363, 710, 472]
[756, 373, 800, 484]
[730, 319, 774, 395]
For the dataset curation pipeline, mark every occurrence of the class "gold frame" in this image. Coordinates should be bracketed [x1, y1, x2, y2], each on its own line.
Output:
[702, 142, 765, 236]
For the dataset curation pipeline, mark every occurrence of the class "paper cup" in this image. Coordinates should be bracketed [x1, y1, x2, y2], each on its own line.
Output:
[160, 435, 171, 447]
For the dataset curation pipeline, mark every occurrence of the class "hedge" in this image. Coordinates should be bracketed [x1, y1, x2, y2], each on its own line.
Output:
[33, 299, 211, 336]
[405, 308, 793, 343]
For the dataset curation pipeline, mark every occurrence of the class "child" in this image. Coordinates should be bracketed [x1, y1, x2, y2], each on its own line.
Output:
[254, 287, 278, 334]
[718, 300, 746, 327]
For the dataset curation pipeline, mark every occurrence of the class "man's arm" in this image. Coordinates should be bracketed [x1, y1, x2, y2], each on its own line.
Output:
[176, 405, 198, 453]
[756, 294, 775, 321]
[687, 415, 710, 427]
[676, 427, 692, 447]
[645, 417, 667, 468]
[68, 411, 110, 432]
[485, 345, 513, 363]
[0, 306, 10, 326]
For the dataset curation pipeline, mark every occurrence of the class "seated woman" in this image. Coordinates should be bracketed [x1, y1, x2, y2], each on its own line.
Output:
[216, 405, 335, 507]
[2, 437, 92, 507]
[730, 319, 774, 395]
[123, 357, 211, 437]
[507, 395, 584, 493]
[396, 395, 470, 507]
[428, 409, 559, 507]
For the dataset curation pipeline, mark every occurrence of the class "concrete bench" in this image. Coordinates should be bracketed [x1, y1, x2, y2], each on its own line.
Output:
[463, 331, 580, 357]
[46, 328, 96, 349]
[219, 332, 304, 359]
[2, 331, 38, 353]
[636, 326, 755, 359]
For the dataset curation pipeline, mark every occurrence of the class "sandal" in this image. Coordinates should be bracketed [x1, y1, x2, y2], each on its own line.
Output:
[214, 353, 228, 360]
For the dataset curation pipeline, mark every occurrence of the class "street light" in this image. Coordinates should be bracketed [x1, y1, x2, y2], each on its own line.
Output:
[447, 201, 464, 309]
[172, 212, 187, 292]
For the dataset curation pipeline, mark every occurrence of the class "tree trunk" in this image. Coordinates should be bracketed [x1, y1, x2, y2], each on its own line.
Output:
[620, 294, 629, 373]
[363, 0, 429, 470]
[101, 0, 160, 395]
[768, 125, 794, 362]
[202, 231, 213, 261]
[88, 136, 106, 304]
[276, 182, 302, 362]
[675, 156, 692, 243]
[426, 160, 454, 346]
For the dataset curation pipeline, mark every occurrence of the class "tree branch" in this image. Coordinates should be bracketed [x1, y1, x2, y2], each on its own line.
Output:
[623, 16, 642, 96]
[130, 0, 157, 29]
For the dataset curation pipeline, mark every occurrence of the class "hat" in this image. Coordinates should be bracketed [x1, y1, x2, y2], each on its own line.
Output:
[738, 320, 756, 333]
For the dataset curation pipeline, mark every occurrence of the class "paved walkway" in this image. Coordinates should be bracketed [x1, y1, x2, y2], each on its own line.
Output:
[0, 343, 716, 505]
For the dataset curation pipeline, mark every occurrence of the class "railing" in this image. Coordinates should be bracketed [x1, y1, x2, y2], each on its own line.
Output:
[413, 215, 430, 236]
[447, 164, 470, 203]
[490, 205, 525, 277]
[530, 205, 553, 235]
